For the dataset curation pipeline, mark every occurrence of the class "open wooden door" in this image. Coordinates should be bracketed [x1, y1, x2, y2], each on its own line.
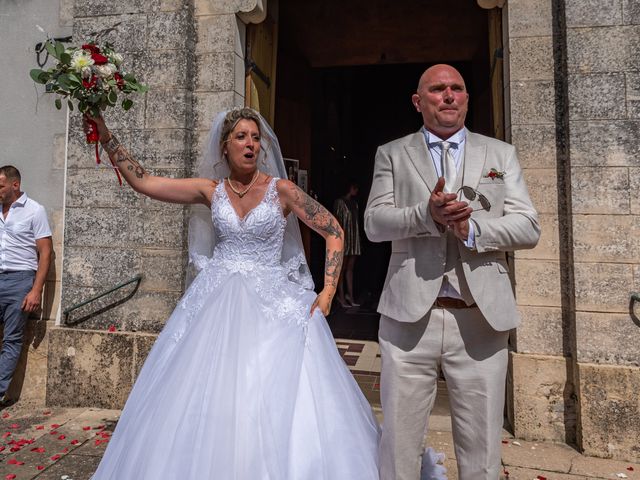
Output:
[245, 11, 278, 126]
[488, 7, 505, 141]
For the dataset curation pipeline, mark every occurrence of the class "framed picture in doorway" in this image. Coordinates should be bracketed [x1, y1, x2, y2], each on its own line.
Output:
[297, 169, 308, 192]
[283, 158, 299, 183]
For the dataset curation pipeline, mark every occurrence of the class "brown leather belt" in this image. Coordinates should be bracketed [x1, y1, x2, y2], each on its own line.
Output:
[435, 297, 477, 309]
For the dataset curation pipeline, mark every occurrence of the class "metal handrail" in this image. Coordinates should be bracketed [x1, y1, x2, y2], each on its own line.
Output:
[63, 274, 142, 324]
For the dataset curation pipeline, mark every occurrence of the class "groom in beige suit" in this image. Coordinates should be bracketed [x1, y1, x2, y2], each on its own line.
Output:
[365, 65, 540, 479]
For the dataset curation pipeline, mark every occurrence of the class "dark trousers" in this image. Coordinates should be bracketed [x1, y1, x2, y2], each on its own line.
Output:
[0, 270, 35, 395]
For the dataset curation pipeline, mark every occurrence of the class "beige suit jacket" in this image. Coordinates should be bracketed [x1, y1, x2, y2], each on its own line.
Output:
[364, 129, 540, 331]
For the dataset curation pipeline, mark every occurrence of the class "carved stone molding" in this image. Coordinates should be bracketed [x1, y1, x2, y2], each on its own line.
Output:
[237, 0, 267, 24]
[477, 0, 506, 9]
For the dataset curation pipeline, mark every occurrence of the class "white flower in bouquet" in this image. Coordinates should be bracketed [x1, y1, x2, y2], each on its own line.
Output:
[81, 66, 92, 79]
[70, 50, 94, 71]
[108, 52, 123, 66]
[95, 63, 117, 78]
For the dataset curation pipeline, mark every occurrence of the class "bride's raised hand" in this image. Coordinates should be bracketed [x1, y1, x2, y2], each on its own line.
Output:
[82, 112, 111, 143]
[310, 288, 335, 317]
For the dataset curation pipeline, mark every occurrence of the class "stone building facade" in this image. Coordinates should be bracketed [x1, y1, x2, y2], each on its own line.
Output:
[2, 0, 639, 463]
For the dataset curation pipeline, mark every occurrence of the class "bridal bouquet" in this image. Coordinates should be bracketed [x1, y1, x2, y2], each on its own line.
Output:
[30, 39, 148, 184]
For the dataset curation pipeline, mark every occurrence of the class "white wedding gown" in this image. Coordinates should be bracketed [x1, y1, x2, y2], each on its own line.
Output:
[92, 178, 381, 479]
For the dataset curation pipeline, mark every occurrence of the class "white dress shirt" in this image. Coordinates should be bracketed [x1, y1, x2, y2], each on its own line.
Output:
[0, 193, 52, 272]
[422, 127, 476, 299]
[422, 127, 476, 248]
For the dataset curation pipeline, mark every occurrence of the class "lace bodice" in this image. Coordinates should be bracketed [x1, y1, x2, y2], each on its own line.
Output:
[211, 177, 287, 269]
[172, 177, 311, 343]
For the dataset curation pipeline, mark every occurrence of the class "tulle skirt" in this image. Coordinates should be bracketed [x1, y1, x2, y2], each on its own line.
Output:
[91, 270, 380, 479]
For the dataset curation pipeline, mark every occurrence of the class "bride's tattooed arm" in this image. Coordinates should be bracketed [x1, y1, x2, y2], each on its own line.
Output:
[102, 135, 147, 183]
[280, 181, 344, 314]
[84, 115, 215, 206]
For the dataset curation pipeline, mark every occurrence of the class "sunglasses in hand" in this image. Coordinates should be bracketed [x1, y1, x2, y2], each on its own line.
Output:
[457, 186, 491, 212]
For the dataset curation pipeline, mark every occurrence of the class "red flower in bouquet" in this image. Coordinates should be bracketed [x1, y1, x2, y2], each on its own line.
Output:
[113, 72, 125, 90]
[30, 37, 148, 185]
[82, 75, 97, 89]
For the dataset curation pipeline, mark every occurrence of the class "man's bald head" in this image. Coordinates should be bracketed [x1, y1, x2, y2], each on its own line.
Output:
[412, 64, 469, 139]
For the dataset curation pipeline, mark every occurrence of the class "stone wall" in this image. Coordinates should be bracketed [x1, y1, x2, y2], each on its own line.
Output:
[0, 0, 74, 404]
[48, 0, 257, 408]
[508, 0, 640, 462]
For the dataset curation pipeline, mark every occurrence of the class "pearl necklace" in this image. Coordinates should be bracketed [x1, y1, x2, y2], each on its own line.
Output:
[226, 170, 260, 198]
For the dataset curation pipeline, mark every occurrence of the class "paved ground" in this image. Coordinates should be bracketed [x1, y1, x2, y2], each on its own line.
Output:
[2, 392, 639, 479]
[1, 336, 639, 479]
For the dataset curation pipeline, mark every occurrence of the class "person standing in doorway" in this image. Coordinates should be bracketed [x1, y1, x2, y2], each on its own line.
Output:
[364, 64, 540, 479]
[333, 179, 362, 307]
[0, 165, 52, 404]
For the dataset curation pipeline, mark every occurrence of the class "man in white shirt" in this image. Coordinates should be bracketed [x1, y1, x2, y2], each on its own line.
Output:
[0, 165, 52, 404]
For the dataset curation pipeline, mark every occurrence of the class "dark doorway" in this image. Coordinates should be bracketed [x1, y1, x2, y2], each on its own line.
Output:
[274, 0, 495, 340]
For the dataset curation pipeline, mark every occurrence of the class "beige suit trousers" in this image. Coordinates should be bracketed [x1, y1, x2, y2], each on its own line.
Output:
[378, 306, 509, 480]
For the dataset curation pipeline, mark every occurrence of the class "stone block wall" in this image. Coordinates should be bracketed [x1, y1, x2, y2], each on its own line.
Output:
[507, 0, 575, 444]
[49, 0, 259, 408]
[508, 0, 640, 462]
[61, 0, 196, 333]
[565, 0, 640, 461]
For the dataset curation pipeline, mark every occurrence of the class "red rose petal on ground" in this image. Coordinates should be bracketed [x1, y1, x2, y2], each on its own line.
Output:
[501, 440, 509, 444]
[7, 458, 24, 465]
[2, 432, 11, 438]
[1, 413, 9, 418]
[58, 434, 66, 440]
[6, 474, 16, 480]
[62, 447, 69, 453]
[43, 410, 51, 415]
[82, 426, 91, 431]
[0, 446, 4, 452]
[36, 465, 45, 470]
[31, 446, 46, 453]
[49, 430, 58, 435]
[71, 439, 79, 445]
[108, 325, 117, 332]
[50, 424, 60, 429]
[536, 476, 547, 480]
[50, 454, 61, 461]
[36, 425, 44, 430]
[95, 439, 103, 446]
[628, 467, 635, 471]
[9, 447, 20, 452]
[9, 424, 19, 429]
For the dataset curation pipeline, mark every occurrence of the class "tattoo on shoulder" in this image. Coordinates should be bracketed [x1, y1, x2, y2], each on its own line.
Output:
[290, 184, 343, 240]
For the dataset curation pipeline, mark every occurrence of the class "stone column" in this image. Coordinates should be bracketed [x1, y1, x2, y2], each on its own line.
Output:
[564, 0, 640, 461]
[508, 0, 640, 462]
[507, 0, 577, 445]
[48, 0, 264, 409]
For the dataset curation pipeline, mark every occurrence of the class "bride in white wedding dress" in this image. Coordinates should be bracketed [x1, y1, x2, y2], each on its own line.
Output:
[85, 107, 445, 480]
